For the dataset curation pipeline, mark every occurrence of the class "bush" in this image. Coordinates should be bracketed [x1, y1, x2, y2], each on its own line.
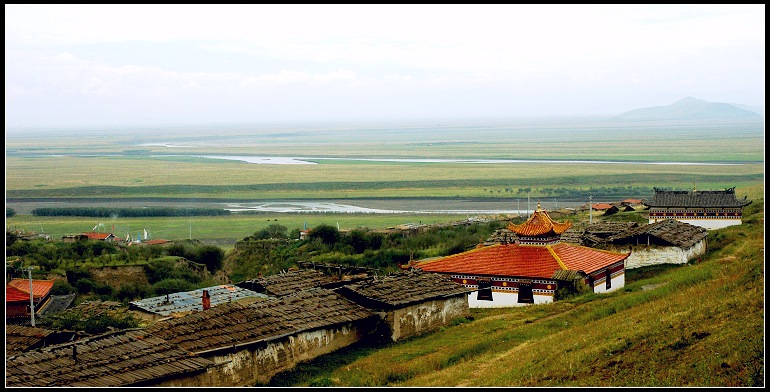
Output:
[51, 280, 76, 295]
[75, 278, 97, 294]
[115, 283, 152, 303]
[152, 278, 196, 296]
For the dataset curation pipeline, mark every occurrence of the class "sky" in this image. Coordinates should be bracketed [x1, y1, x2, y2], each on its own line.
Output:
[5, 4, 765, 129]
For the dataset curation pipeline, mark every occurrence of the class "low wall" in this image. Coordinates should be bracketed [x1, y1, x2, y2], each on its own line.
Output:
[386, 296, 470, 341]
[149, 322, 374, 387]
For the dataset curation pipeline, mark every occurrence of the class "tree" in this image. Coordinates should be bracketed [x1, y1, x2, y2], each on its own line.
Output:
[308, 224, 340, 246]
[195, 245, 224, 272]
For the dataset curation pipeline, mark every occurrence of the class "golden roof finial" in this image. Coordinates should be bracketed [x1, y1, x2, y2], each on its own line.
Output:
[537, 202, 541, 212]
[693, 184, 696, 192]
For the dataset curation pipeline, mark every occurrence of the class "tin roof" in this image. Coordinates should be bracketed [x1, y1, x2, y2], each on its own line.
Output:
[129, 284, 268, 316]
[335, 270, 474, 309]
[644, 188, 752, 208]
[7, 279, 55, 299]
[508, 206, 572, 236]
[141, 287, 376, 355]
[5, 330, 214, 387]
[416, 242, 629, 278]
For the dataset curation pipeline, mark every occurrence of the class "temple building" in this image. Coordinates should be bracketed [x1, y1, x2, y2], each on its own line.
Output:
[414, 204, 630, 308]
[644, 187, 752, 230]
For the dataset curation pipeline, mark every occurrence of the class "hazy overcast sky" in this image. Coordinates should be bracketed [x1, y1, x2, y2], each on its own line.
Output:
[5, 4, 765, 129]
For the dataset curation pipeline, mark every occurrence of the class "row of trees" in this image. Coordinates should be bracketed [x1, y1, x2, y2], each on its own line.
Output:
[30, 207, 231, 217]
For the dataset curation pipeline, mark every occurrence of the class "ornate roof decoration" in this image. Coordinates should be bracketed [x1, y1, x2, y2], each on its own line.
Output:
[508, 203, 573, 237]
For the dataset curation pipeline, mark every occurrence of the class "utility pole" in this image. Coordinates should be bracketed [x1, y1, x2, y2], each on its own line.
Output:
[27, 267, 35, 327]
[589, 195, 593, 225]
[527, 193, 531, 218]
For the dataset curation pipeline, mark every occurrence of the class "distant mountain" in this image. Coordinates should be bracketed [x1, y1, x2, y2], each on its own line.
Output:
[613, 97, 763, 120]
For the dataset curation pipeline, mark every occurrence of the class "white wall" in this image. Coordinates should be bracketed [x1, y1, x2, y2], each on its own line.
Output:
[592, 271, 625, 294]
[467, 290, 554, 308]
[604, 240, 707, 270]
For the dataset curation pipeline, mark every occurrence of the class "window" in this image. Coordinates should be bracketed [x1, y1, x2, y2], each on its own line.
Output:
[477, 279, 493, 301]
[518, 280, 533, 304]
[605, 269, 612, 290]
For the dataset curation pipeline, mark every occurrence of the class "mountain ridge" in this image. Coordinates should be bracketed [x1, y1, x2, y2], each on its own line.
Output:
[614, 97, 763, 120]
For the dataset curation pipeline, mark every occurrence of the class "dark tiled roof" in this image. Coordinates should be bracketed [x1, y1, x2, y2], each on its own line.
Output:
[336, 270, 474, 309]
[40, 293, 77, 316]
[559, 226, 585, 244]
[604, 219, 708, 248]
[141, 288, 376, 355]
[6, 330, 214, 387]
[6, 325, 56, 356]
[238, 269, 340, 297]
[644, 188, 752, 208]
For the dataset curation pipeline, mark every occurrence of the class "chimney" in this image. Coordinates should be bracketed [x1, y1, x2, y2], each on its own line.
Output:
[202, 290, 211, 310]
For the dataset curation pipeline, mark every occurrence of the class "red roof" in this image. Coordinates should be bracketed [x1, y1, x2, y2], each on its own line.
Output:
[416, 242, 629, 278]
[7, 279, 55, 299]
[591, 203, 614, 210]
[508, 206, 572, 236]
[83, 232, 113, 240]
[6, 285, 30, 302]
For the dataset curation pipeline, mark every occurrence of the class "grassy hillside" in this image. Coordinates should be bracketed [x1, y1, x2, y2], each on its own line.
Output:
[265, 198, 764, 387]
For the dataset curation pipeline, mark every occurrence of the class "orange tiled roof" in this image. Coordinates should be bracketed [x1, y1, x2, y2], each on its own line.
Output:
[416, 242, 628, 278]
[6, 285, 30, 302]
[591, 203, 614, 210]
[7, 279, 55, 299]
[83, 232, 112, 240]
[508, 206, 572, 236]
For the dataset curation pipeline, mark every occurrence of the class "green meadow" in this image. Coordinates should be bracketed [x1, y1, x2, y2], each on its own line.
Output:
[6, 117, 764, 245]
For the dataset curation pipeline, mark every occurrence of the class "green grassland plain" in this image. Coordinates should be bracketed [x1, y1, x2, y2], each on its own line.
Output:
[5, 117, 764, 243]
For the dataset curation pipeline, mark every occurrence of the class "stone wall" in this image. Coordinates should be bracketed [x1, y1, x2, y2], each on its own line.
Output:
[385, 296, 470, 341]
[149, 322, 374, 387]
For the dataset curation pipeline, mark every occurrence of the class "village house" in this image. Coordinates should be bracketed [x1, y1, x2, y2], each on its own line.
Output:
[593, 219, 709, 269]
[334, 269, 475, 342]
[5, 329, 216, 387]
[6, 278, 55, 325]
[414, 204, 630, 307]
[81, 231, 118, 241]
[6, 325, 78, 356]
[138, 287, 380, 387]
[644, 186, 752, 229]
